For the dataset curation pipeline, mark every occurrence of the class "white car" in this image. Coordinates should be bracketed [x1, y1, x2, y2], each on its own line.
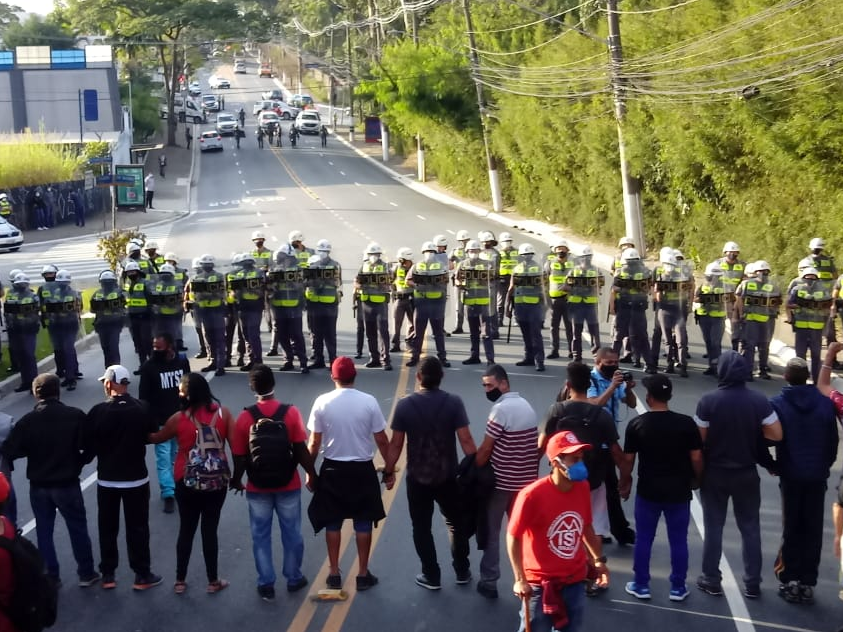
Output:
[253, 100, 273, 116]
[199, 130, 223, 152]
[201, 94, 219, 111]
[258, 111, 281, 132]
[271, 101, 300, 120]
[295, 110, 321, 135]
[215, 113, 238, 136]
[234, 61, 246, 74]
[188, 82, 201, 96]
[0, 216, 23, 251]
[208, 75, 230, 89]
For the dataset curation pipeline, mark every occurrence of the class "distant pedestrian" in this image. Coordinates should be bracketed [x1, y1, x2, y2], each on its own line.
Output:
[158, 154, 167, 178]
[219, 95, 225, 110]
[306, 357, 389, 592]
[144, 173, 155, 210]
[235, 126, 241, 149]
[320, 125, 328, 148]
[70, 190, 86, 227]
[185, 126, 192, 149]
[257, 128, 264, 149]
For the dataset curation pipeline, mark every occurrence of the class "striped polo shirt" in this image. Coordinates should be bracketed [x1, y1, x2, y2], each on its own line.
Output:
[486, 392, 539, 492]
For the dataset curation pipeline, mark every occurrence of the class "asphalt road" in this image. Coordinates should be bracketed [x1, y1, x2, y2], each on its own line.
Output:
[2, 56, 842, 632]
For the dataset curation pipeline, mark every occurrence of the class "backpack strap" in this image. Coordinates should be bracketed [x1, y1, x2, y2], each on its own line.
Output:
[246, 402, 290, 423]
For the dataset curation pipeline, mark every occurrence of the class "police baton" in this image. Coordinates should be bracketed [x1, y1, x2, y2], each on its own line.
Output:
[506, 302, 513, 344]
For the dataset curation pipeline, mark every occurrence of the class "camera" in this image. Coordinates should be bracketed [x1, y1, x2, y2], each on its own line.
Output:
[622, 371, 633, 382]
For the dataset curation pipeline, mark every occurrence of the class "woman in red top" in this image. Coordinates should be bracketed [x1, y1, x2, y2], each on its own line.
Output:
[0, 473, 17, 632]
[150, 373, 235, 595]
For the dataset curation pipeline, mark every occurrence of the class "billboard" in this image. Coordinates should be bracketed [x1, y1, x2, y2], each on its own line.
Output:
[115, 164, 145, 207]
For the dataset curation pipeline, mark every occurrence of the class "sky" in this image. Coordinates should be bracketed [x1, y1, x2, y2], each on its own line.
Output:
[13, 0, 56, 16]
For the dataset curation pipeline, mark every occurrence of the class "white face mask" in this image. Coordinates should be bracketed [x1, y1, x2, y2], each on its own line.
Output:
[318, 251, 328, 261]
[424, 252, 435, 262]
[468, 251, 480, 261]
[368, 254, 379, 264]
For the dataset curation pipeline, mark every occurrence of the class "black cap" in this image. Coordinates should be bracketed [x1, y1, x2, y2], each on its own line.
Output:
[642, 373, 672, 401]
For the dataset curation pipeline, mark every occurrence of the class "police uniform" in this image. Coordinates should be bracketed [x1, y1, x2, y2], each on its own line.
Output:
[231, 259, 266, 368]
[497, 244, 518, 326]
[788, 278, 832, 382]
[123, 271, 153, 367]
[168, 260, 189, 350]
[799, 252, 837, 343]
[654, 263, 692, 376]
[91, 278, 126, 367]
[736, 272, 781, 379]
[407, 255, 450, 366]
[391, 260, 415, 351]
[356, 257, 392, 369]
[716, 257, 746, 350]
[565, 258, 602, 361]
[509, 254, 545, 370]
[449, 243, 467, 332]
[694, 276, 726, 374]
[0, 195, 11, 218]
[225, 260, 246, 367]
[611, 260, 653, 370]
[37, 274, 65, 376]
[4, 280, 40, 390]
[193, 264, 228, 374]
[304, 253, 341, 368]
[148, 273, 183, 350]
[456, 257, 495, 364]
[44, 277, 81, 388]
[479, 245, 500, 338]
[253, 245, 275, 351]
[268, 251, 308, 371]
[544, 254, 574, 359]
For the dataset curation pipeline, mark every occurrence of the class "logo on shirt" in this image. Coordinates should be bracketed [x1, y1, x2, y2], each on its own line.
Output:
[547, 511, 584, 559]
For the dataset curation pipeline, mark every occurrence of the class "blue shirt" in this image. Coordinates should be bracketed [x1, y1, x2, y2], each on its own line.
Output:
[587, 368, 627, 424]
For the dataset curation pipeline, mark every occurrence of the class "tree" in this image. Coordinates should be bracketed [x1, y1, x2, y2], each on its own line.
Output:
[0, 1, 21, 32]
[2, 14, 76, 49]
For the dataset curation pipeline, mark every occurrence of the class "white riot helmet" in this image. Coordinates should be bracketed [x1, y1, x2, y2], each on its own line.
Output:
[130, 237, 144, 248]
[421, 241, 437, 257]
[41, 264, 58, 275]
[478, 230, 497, 246]
[579, 245, 593, 257]
[801, 266, 819, 279]
[13, 272, 29, 286]
[658, 246, 674, 263]
[252, 230, 266, 241]
[618, 236, 635, 248]
[396, 247, 413, 261]
[275, 244, 295, 259]
[98, 270, 117, 282]
[199, 254, 215, 268]
[809, 237, 825, 251]
[754, 260, 771, 274]
[55, 269, 71, 283]
[456, 229, 470, 242]
[0, 193, 7, 201]
[433, 234, 448, 248]
[191, 257, 202, 269]
[621, 248, 640, 262]
[499, 232, 513, 244]
[123, 260, 141, 272]
[519, 243, 536, 256]
[159, 263, 176, 275]
[145, 240, 159, 251]
[704, 262, 723, 277]
[231, 253, 244, 266]
[288, 230, 304, 244]
[552, 238, 569, 252]
[744, 262, 756, 276]
[164, 252, 178, 264]
[723, 241, 740, 253]
[8, 268, 21, 282]
[673, 249, 685, 261]
[316, 239, 331, 252]
[365, 242, 383, 256]
[126, 242, 141, 255]
[466, 239, 481, 252]
[239, 252, 255, 266]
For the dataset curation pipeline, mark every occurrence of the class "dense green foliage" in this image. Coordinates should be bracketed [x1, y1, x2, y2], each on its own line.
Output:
[1, 13, 76, 49]
[0, 132, 83, 187]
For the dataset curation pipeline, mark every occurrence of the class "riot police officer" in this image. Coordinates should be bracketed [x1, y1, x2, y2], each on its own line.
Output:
[4, 273, 40, 392]
[787, 266, 832, 382]
[185, 257, 208, 359]
[456, 240, 495, 365]
[91, 270, 126, 368]
[268, 244, 308, 373]
[232, 252, 267, 370]
[37, 264, 68, 378]
[610, 248, 655, 373]
[653, 249, 692, 377]
[406, 241, 450, 367]
[224, 253, 246, 367]
[164, 252, 188, 350]
[44, 270, 81, 390]
[289, 230, 314, 268]
[356, 242, 392, 370]
[5, 268, 21, 375]
[304, 239, 341, 369]
[736, 261, 781, 380]
[0, 192, 11, 218]
[123, 260, 153, 371]
[507, 243, 545, 371]
[123, 240, 154, 279]
[252, 230, 275, 351]
[450, 230, 470, 333]
[613, 236, 637, 362]
[144, 240, 164, 272]
[799, 237, 837, 344]
[564, 245, 602, 362]
[193, 254, 228, 376]
[433, 234, 450, 268]
[149, 264, 183, 348]
[478, 231, 500, 339]
[694, 263, 727, 376]
[391, 247, 415, 352]
[715, 241, 747, 351]
[544, 238, 574, 360]
[497, 232, 518, 327]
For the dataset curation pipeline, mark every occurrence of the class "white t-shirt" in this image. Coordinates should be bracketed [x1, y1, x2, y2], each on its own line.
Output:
[307, 388, 387, 461]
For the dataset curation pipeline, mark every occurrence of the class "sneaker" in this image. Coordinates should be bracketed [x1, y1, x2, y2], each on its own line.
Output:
[214, 368, 226, 377]
[415, 574, 441, 590]
[266, 349, 279, 357]
[279, 362, 295, 371]
[326, 574, 342, 590]
[462, 356, 481, 365]
[441, 360, 451, 368]
[455, 570, 472, 585]
[798, 583, 814, 604]
[364, 360, 382, 368]
[669, 585, 690, 601]
[778, 581, 800, 603]
[356, 571, 378, 591]
[78, 572, 101, 588]
[163, 497, 175, 514]
[625, 581, 651, 600]
[546, 350, 560, 360]
[258, 584, 275, 601]
[287, 576, 308, 593]
[744, 584, 761, 599]
[477, 581, 498, 599]
[101, 574, 116, 590]
[133, 573, 163, 591]
[405, 359, 419, 367]
[696, 576, 723, 596]
[515, 359, 533, 367]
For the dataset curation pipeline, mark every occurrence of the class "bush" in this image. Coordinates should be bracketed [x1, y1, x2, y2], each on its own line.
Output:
[97, 228, 147, 273]
[0, 131, 84, 188]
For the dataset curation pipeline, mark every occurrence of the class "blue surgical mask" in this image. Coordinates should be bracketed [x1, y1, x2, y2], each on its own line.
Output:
[563, 460, 588, 482]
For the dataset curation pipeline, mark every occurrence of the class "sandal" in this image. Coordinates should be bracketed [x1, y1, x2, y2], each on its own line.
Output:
[174, 581, 187, 595]
[207, 579, 229, 594]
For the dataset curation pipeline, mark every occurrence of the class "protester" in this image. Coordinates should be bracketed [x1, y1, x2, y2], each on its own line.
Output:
[770, 356, 837, 604]
[475, 364, 539, 599]
[306, 357, 389, 592]
[0, 412, 15, 526]
[1, 373, 99, 587]
[693, 350, 782, 598]
[507, 431, 606, 632]
[149, 372, 234, 595]
[0, 473, 15, 630]
[83, 365, 162, 591]
[230, 365, 318, 601]
[384, 356, 477, 590]
[620, 374, 703, 601]
[138, 332, 191, 514]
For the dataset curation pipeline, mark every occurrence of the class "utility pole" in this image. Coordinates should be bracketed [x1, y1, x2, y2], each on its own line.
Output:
[347, 25, 354, 141]
[296, 31, 303, 94]
[329, 28, 335, 129]
[607, 0, 645, 255]
[461, 0, 503, 213]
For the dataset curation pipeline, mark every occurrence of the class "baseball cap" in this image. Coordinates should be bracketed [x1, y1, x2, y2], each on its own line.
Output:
[0, 473, 8, 503]
[32, 373, 60, 399]
[98, 365, 131, 385]
[331, 356, 357, 383]
[545, 430, 592, 461]
[642, 374, 673, 400]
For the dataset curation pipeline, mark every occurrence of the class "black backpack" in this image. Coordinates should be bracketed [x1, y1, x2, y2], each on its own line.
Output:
[246, 404, 297, 488]
[545, 401, 603, 489]
[0, 528, 58, 632]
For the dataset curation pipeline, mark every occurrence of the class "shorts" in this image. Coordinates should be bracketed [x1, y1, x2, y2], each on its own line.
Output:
[325, 519, 373, 533]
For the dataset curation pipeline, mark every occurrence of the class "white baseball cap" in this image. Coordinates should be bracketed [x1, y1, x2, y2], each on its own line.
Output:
[98, 365, 131, 385]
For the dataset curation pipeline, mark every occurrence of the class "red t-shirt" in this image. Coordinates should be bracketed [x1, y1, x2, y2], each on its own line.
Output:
[831, 390, 843, 417]
[508, 476, 592, 584]
[173, 404, 229, 482]
[231, 400, 306, 493]
[0, 516, 16, 632]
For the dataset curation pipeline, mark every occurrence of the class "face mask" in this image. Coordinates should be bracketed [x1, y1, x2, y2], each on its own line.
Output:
[558, 252, 568, 259]
[424, 252, 435, 262]
[805, 279, 816, 287]
[151, 349, 168, 362]
[599, 364, 618, 379]
[756, 272, 768, 281]
[128, 273, 139, 281]
[563, 460, 589, 482]
[485, 387, 503, 402]
[813, 249, 823, 256]
[179, 396, 191, 411]
[368, 255, 379, 264]
[468, 251, 479, 261]
[318, 251, 328, 261]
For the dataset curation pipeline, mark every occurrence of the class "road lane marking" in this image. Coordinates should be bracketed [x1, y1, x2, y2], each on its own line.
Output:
[446, 229, 455, 234]
[369, 191, 377, 197]
[416, 214, 426, 220]
[340, 171, 346, 176]
[354, 182, 361, 186]
[328, 161, 334, 166]
[389, 202, 398, 207]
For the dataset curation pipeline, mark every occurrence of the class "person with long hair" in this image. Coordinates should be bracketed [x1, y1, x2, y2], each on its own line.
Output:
[150, 372, 235, 595]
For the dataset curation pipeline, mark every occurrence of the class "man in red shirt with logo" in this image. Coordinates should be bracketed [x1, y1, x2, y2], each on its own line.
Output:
[507, 431, 607, 632]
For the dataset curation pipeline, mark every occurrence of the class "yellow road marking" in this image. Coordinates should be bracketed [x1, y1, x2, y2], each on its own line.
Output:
[270, 147, 320, 201]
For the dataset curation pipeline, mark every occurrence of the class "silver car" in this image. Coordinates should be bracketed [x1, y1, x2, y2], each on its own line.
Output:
[215, 113, 238, 136]
[0, 216, 22, 251]
[295, 110, 321, 135]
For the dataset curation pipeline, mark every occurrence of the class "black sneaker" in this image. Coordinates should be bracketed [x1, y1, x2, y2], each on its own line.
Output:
[477, 581, 498, 599]
[266, 349, 279, 357]
[326, 574, 342, 589]
[133, 573, 163, 591]
[515, 359, 533, 366]
[258, 584, 276, 601]
[440, 360, 451, 368]
[194, 351, 208, 359]
[163, 497, 175, 514]
[451, 328, 464, 334]
[383, 364, 393, 371]
[365, 360, 382, 368]
[406, 358, 419, 367]
[455, 570, 472, 585]
[389, 345, 401, 353]
[696, 576, 723, 596]
[200, 364, 215, 373]
[546, 350, 560, 359]
[614, 527, 635, 546]
[536, 364, 546, 372]
[462, 357, 481, 365]
[214, 368, 226, 377]
[101, 574, 116, 590]
[287, 576, 308, 593]
[279, 362, 294, 371]
[778, 581, 800, 603]
[415, 574, 441, 590]
[356, 571, 378, 591]
[744, 584, 761, 599]
[13, 384, 30, 393]
[309, 361, 327, 370]
[78, 572, 101, 587]
[798, 583, 814, 604]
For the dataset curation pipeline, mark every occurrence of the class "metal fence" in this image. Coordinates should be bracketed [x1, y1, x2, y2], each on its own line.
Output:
[2, 181, 112, 230]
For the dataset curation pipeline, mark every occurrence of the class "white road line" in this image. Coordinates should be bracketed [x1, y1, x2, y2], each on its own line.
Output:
[238, 170, 242, 175]
[446, 229, 455, 234]
[369, 191, 377, 197]
[340, 171, 346, 176]
[354, 182, 361, 186]
[416, 214, 426, 220]
[329, 161, 334, 166]
[390, 202, 398, 207]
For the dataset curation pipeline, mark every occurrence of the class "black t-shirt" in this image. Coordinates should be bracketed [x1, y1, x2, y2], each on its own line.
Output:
[624, 410, 703, 503]
[84, 395, 157, 483]
[391, 389, 469, 486]
[542, 400, 618, 490]
[138, 353, 192, 425]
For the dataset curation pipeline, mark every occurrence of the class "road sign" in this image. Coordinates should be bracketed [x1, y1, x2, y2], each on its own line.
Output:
[88, 156, 112, 165]
[95, 174, 137, 187]
[84, 170, 94, 190]
[304, 62, 323, 69]
[83, 89, 98, 121]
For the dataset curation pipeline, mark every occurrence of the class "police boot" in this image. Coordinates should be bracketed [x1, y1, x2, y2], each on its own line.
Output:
[194, 349, 208, 359]
[665, 361, 676, 374]
[703, 365, 717, 376]
[236, 355, 245, 367]
[177, 339, 187, 351]
[267, 348, 279, 357]
[759, 369, 771, 380]
[546, 349, 560, 360]
[279, 362, 295, 371]
[678, 363, 688, 378]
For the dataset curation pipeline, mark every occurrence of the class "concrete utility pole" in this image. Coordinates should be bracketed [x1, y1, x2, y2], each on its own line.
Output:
[347, 25, 354, 141]
[296, 32, 304, 94]
[461, 0, 504, 213]
[607, 0, 646, 255]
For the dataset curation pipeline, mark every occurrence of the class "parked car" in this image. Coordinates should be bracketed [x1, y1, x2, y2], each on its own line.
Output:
[261, 89, 284, 101]
[208, 75, 230, 89]
[215, 112, 238, 136]
[272, 101, 300, 120]
[188, 82, 202, 96]
[234, 61, 246, 74]
[294, 110, 321, 134]
[0, 216, 23, 251]
[159, 96, 206, 124]
[201, 94, 220, 112]
[199, 130, 223, 152]
[257, 111, 281, 132]
[259, 63, 273, 78]
[290, 93, 314, 109]
[253, 100, 273, 116]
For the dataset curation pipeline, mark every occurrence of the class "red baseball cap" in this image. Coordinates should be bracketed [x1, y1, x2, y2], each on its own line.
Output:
[546, 431, 592, 461]
[331, 356, 357, 383]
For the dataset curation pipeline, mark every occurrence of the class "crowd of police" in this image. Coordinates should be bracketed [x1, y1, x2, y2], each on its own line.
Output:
[1, 230, 839, 388]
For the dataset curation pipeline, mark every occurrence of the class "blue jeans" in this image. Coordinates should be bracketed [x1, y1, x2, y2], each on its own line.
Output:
[154, 438, 177, 499]
[30, 484, 96, 580]
[518, 582, 586, 632]
[247, 490, 305, 588]
[633, 496, 691, 588]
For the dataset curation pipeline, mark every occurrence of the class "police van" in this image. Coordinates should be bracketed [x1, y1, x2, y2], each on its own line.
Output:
[158, 96, 206, 124]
